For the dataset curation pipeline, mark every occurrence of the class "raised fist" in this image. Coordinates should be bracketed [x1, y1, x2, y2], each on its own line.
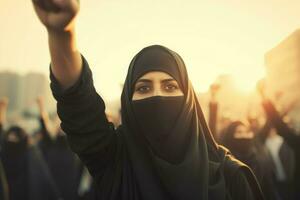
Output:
[32, 0, 80, 32]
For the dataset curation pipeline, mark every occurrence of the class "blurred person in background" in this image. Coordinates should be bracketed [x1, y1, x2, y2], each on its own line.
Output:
[206, 83, 234, 143]
[0, 98, 62, 200]
[36, 96, 94, 200]
[257, 80, 300, 200]
[0, 98, 9, 200]
[208, 83, 220, 141]
[221, 120, 279, 200]
[254, 113, 296, 200]
[247, 115, 260, 136]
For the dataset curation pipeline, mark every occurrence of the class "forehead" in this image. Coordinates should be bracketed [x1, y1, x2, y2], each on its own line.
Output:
[136, 71, 175, 82]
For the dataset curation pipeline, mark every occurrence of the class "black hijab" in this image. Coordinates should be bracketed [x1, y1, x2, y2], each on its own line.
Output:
[1, 126, 29, 200]
[221, 121, 255, 159]
[119, 45, 229, 200]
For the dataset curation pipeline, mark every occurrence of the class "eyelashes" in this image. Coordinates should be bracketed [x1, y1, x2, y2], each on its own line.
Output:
[136, 85, 151, 93]
[135, 83, 179, 94]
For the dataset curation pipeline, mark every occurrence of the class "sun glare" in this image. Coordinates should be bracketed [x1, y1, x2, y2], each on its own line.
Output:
[232, 70, 264, 94]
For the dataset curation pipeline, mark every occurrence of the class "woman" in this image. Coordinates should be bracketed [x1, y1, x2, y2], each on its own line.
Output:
[36, 97, 86, 200]
[0, 126, 63, 200]
[221, 121, 279, 200]
[32, 0, 263, 199]
[221, 121, 256, 161]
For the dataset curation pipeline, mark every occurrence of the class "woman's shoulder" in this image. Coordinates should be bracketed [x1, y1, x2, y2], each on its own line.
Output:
[222, 152, 264, 200]
[226, 168, 255, 200]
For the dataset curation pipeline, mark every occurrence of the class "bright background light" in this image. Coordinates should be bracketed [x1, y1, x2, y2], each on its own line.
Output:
[1, 0, 300, 101]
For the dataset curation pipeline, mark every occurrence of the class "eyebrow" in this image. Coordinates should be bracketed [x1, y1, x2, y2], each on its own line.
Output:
[136, 79, 152, 83]
[136, 78, 176, 84]
[161, 78, 176, 83]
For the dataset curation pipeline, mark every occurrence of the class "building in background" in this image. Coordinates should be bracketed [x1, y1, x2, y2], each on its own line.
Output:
[0, 71, 56, 131]
[265, 29, 300, 131]
[0, 72, 23, 112]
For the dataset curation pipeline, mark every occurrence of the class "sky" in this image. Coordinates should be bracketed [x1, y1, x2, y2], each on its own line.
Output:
[1, 0, 300, 100]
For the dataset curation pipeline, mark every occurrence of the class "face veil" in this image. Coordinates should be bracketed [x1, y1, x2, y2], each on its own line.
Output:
[120, 45, 229, 200]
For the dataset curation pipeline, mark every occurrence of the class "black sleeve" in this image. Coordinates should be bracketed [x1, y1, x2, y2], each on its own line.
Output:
[254, 120, 272, 145]
[262, 100, 300, 149]
[38, 117, 52, 144]
[208, 101, 218, 139]
[50, 56, 118, 181]
[228, 170, 255, 200]
[0, 124, 4, 149]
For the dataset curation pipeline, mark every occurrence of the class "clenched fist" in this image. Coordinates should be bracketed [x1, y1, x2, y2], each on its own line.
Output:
[32, 0, 80, 32]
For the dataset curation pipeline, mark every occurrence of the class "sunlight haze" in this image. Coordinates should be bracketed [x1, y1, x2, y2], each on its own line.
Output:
[1, 0, 300, 100]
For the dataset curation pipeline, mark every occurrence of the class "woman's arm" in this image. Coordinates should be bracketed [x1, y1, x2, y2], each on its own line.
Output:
[36, 96, 54, 142]
[50, 58, 118, 181]
[256, 79, 300, 148]
[262, 99, 300, 149]
[32, 0, 82, 90]
[32, 0, 119, 181]
[254, 120, 272, 145]
[0, 98, 8, 144]
[208, 84, 220, 139]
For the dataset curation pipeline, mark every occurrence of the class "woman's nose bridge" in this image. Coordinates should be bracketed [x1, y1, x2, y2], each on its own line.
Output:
[153, 81, 163, 96]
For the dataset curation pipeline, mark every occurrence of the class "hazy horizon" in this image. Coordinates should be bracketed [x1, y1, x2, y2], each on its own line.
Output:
[1, 0, 300, 100]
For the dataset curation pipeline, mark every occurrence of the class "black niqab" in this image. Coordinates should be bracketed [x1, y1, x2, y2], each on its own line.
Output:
[221, 121, 254, 158]
[120, 45, 228, 200]
[1, 126, 29, 200]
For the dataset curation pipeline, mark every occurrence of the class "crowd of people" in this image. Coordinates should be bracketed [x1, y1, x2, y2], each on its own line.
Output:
[0, 97, 96, 200]
[1, 78, 299, 200]
[207, 81, 300, 200]
[0, 0, 299, 199]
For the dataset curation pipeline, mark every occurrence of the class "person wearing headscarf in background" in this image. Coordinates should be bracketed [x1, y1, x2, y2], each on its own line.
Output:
[246, 103, 295, 200]
[36, 96, 95, 200]
[221, 121, 279, 200]
[0, 99, 63, 200]
[253, 114, 295, 200]
[32, 0, 264, 199]
[0, 98, 9, 200]
[0, 118, 62, 199]
[253, 115, 295, 200]
[257, 81, 299, 200]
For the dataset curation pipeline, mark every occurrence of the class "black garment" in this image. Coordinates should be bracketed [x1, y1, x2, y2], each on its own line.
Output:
[0, 160, 8, 200]
[1, 126, 29, 200]
[2, 145, 28, 200]
[255, 119, 295, 200]
[1, 146, 61, 200]
[221, 121, 279, 200]
[38, 117, 83, 200]
[263, 100, 300, 199]
[50, 45, 262, 200]
[0, 124, 9, 200]
[0, 125, 61, 200]
[208, 101, 218, 139]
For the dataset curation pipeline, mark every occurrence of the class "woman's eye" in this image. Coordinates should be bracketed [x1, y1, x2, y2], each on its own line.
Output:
[165, 84, 178, 91]
[136, 86, 151, 93]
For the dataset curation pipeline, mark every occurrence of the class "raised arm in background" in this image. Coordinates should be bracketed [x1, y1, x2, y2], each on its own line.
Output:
[208, 83, 220, 140]
[36, 96, 56, 141]
[0, 98, 8, 143]
[256, 79, 300, 148]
